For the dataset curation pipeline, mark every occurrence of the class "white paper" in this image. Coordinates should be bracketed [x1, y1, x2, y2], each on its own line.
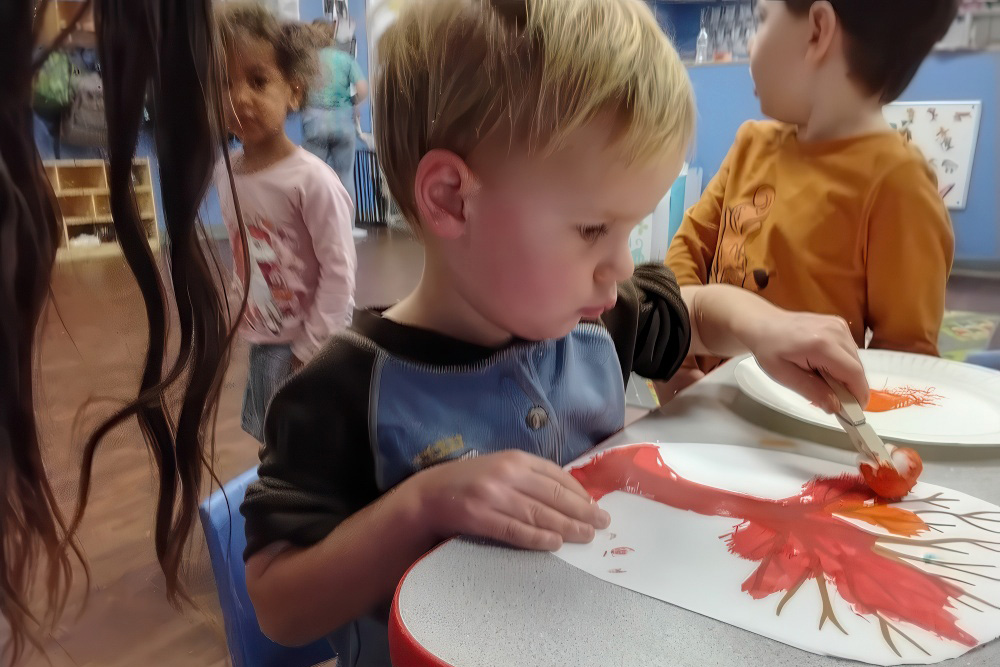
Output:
[557, 442, 1000, 666]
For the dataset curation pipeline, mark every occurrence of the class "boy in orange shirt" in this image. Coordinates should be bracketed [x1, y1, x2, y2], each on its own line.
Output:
[667, 0, 957, 376]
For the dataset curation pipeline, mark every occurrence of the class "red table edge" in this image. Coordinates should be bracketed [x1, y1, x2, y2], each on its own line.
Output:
[389, 540, 455, 667]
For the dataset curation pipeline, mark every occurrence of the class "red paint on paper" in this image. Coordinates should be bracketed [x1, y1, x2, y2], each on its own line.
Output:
[571, 445, 980, 647]
[610, 546, 635, 556]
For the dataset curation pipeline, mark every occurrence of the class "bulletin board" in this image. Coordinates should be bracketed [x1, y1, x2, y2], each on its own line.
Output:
[883, 101, 982, 210]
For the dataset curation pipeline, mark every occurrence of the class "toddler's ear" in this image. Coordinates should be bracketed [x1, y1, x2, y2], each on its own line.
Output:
[414, 149, 477, 241]
[805, 1, 838, 65]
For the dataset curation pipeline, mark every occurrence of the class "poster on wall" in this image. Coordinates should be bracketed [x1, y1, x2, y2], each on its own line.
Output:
[883, 101, 982, 210]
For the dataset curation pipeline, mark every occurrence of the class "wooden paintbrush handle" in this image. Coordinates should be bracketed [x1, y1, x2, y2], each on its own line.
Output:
[818, 370, 866, 424]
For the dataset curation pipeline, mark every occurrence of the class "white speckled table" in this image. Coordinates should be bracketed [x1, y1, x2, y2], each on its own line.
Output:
[389, 357, 1000, 667]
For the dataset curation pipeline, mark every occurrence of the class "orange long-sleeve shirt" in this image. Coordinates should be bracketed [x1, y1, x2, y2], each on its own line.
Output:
[667, 121, 954, 357]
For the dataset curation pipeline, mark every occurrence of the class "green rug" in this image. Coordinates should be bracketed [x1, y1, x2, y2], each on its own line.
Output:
[939, 310, 1000, 361]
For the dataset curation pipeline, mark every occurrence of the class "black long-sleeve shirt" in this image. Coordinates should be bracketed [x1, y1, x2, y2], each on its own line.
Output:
[241, 263, 691, 560]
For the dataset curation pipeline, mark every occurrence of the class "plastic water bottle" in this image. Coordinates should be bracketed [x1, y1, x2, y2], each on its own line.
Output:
[695, 26, 710, 63]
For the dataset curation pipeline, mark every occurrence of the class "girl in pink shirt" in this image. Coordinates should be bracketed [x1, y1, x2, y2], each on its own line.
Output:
[216, 5, 357, 442]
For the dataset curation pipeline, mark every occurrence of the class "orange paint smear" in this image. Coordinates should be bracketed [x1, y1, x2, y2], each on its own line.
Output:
[865, 387, 941, 412]
[860, 447, 924, 500]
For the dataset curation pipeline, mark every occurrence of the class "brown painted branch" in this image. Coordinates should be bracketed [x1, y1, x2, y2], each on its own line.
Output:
[877, 536, 1000, 554]
[961, 590, 1000, 611]
[892, 553, 1000, 582]
[815, 575, 848, 635]
[876, 613, 931, 658]
[775, 578, 806, 617]
[914, 510, 1000, 534]
[895, 493, 960, 509]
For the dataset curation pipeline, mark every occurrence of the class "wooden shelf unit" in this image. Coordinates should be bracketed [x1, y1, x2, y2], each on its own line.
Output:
[45, 159, 161, 261]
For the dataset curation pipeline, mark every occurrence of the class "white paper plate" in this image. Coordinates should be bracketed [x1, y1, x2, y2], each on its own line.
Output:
[734, 350, 1000, 446]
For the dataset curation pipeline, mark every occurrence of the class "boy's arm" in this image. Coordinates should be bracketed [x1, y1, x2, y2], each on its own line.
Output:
[247, 450, 608, 646]
[664, 123, 749, 285]
[602, 263, 692, 384]
[604, 264, 868, 410]
[291, 172, 358, 363]
[682, 283, 870, 411]
[240, 343, 385, 643]
[245, 483, 435, 646]
[865, 160, 954, 355]
[244, 350, 608, 646]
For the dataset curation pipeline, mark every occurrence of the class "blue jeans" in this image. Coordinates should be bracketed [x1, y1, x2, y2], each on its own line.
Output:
[302, 106, 357, 208]
[241, 343, 295, 443]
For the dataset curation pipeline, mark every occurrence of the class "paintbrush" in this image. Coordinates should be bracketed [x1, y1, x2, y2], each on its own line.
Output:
[819, 370, 924, 500]
[820, 370, 897, 469]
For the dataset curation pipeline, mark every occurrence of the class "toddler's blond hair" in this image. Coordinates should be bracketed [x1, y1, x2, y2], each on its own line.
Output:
[375, 0, 695, 230]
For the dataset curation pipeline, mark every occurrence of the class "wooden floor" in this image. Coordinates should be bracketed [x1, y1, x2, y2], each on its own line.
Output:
[8, 228, 1000, 666]
[13, 229, 421, 667]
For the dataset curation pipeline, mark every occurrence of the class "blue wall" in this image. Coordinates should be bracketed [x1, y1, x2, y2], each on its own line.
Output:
[652, 2, 703, 59]
[686, 52, 1000, 264]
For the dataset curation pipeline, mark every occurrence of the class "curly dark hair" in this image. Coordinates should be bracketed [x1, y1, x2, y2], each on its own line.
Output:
[784, 0, 959, 103]
[217, 2, 319, 100]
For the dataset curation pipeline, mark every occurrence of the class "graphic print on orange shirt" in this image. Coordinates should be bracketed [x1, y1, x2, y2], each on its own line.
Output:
[711, 185, 775, 293]
[243, 218, 299, 335]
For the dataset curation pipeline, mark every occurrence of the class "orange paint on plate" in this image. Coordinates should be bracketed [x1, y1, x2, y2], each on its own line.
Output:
[865, 387, 941, 413]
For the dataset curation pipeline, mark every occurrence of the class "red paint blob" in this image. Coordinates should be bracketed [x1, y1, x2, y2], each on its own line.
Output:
[860, 447, 923, 500]
[866, 387, 940, 412]
[571, 445, 977, 648]
[610, 546, 634, 556]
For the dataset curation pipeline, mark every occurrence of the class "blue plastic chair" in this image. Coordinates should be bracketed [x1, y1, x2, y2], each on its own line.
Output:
[966, 349, 1000, 371]
[199, 468, 337, 667]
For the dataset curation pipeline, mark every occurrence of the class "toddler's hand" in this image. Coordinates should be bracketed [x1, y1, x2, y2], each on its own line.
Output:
[745, 311, 870, 413]
[407, 450, 611, 551]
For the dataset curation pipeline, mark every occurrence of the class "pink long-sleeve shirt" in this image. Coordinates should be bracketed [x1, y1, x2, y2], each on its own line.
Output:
[215, 147, 357, 362]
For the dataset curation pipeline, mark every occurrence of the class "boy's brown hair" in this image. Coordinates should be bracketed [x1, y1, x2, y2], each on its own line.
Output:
[785, 0, 958, 103]
[374, 0, 695, 231]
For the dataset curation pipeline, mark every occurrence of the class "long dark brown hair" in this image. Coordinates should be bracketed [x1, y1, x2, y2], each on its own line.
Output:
[1, 0, 239, 661]
[0, 0, 77, 660]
